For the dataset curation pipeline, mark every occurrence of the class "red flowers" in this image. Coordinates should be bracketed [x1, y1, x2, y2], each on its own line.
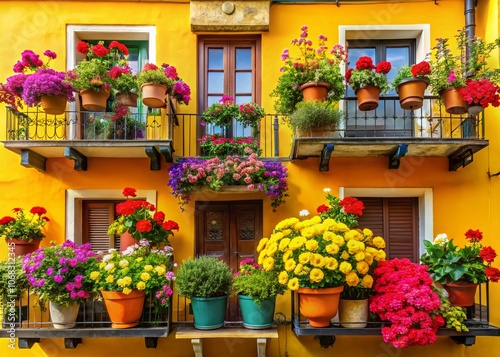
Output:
[344, 68, 353, 82]
[485, 267, 500, 282]
[375, 61, 392, 75]
[162, 220, 180, 231]
[0, 216, 15, 225]
[355, 56, 375, 70]
[76, 41, 89, 55]
[411, 61, 431, 77]
[460, 78, 500, 108]
[339, 197, 364, 216]
[92, 44, 110, 58]
[479, 246, 497, 263]
[465, 228, 483, 243]
[136, 219, 153, 233]
[142, 63, 159, 72]
[109, 40, 129, 56]
[316, 204, 329, 213]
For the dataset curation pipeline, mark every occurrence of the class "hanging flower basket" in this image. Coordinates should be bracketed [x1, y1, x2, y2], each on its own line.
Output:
[40, 95, 68, 115]
[439, 87, 468, 115]
[116, 92, 138, 107]
[300, 81, 331, 102]
[396, 77, 429, 110]
[356, 85, 380, 111]
[141, 83, 167, 108]
[80, 88, 110, 111]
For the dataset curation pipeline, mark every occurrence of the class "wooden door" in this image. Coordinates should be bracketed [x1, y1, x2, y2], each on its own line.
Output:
[195, 200, 263, 320]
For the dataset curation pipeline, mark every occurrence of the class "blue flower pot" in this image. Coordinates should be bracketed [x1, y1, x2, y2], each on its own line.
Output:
[191, 296, 227, 330]
[238, 295, 276, 329]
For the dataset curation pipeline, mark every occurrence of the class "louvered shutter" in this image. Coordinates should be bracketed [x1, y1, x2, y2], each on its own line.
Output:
[356, 197, 418, 262]
[82, 202, 116, 251]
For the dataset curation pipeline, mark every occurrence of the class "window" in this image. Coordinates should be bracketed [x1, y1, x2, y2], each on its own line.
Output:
[198, 36, 261, 138]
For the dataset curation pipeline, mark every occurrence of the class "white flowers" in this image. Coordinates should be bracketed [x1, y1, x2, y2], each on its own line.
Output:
[299, 209, 310, 217]
[433, 233, 449, 245]
[323, 187, 331, 193]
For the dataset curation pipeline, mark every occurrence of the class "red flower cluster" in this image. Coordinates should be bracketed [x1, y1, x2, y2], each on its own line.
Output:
[344, 68, 353, 82]
[109, 40, 129, 56]
[316, 204, 329, 213]
[411, 61, 431, 77]
[485, 267, 500, 282]
[375, 61, 392, 75]
[370, 258, 444, 349]
[339, 197, 364, 216]
[480, 246, 497, 263]
[460, 78, 500, 108]
[142, 63, 159, 72]
[465, 228, 483, 243]
[355, 56, 375, 70]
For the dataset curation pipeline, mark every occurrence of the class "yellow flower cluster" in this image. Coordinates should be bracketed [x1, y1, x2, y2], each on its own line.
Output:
[257, 216, 386, 291]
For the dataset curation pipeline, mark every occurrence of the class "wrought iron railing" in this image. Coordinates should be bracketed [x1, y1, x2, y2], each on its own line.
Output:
[4, 95, 485, 158]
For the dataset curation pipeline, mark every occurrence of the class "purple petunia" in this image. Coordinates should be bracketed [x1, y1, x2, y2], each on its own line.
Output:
[53, 275, 63, 283]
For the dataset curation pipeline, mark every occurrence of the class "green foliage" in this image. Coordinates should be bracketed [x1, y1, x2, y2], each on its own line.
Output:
[0, 207, 48, 242]
[137, 68, 174, 89]
[288, 101, 342, 132]
[391, 66, 413, 89]
[434, 286, 468, 332]
[175, 256, 233, 298]
[69, 60, 111, 92]
[113, 72, 139, 94]
[0, 258, 29, 304]
[199, 134, 262, 158]
[349, 69, 391, 95]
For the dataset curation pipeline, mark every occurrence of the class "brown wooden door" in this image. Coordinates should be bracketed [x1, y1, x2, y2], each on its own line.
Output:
[195, 200, 263, 320]
[355, 197, 419, 262]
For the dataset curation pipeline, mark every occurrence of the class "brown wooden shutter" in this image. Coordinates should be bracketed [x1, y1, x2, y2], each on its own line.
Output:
[82, 202, 116, 251]
[356, 197, 418, 262]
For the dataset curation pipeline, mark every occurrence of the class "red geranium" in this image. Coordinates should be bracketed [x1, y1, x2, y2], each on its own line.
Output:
[465, 228, 483, 243]
[480, 246, 497, 263]
[316, 204, 329, 213]
[76, 41, 89, 55]
[355, 56, 375, 70]
[411, 61, 431, 77]
[136, 219, 153, 233]
[109, 40, 129, 56]
[460, 78, 500, 108]
[345, 68, 353, 83]
[92, 43, 110, 57]
[375, 61, 392, 75]
[485, 267, 500, 282]
[339, 197, 364, 216]
[317, 189, 364, 228]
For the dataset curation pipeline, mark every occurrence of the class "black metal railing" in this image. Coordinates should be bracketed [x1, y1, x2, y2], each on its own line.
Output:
[4, 95, 486, 158]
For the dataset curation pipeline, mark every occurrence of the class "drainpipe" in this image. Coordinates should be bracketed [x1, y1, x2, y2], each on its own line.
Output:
[464, 0, 476, 60]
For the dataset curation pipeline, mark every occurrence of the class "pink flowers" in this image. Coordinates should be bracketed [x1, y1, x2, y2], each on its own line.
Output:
[370, 258, 444, 348]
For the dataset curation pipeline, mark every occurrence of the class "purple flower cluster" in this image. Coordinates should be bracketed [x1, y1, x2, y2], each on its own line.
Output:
[22, 68, 75, 106]
[22, 240, 98, 306]
[167, 153, 288, 211]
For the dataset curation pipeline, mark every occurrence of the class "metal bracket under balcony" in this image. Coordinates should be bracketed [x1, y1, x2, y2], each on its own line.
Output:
[2, 140, 174, 172]
[290, 138, 488, 172]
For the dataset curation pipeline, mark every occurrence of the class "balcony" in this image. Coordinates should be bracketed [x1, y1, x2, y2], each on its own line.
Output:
[2, 95, 488, 172]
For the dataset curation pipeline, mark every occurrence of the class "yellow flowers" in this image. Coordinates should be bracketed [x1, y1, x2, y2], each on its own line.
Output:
[136, 281, 146, 290]
[255, 213, 386, 292]
[90, 271, 100, 280]
[140, 272, 151, 281]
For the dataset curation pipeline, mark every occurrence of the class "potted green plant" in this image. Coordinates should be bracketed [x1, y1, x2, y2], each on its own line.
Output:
[198, 134, 262, 158]
[232, 258, 284, 329]
[236, 102, 265, 135]
[420, 229, 500, 306]
[89, 241, 174, 328]
[0, 206, 49, 257]
[136, 63, 175, 108]
[0, 258, 29, 327]
[392, 61, 431, 110]
[202, 95, 240, 133]
[22, 241, 98, 328]
[288, 100, 342, 137]
[107, 187, 179, 250]
[175, 255, 232, 329]
[67, 40, 129, 111]
[270, 25, 347, 115]
[345, 56, 392, 111]
[109, 65, 139, 107]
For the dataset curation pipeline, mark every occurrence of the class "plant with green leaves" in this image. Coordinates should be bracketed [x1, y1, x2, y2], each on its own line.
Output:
[0, 258, 29, 305]
[136, 63, 175, 89]
[345, 56, 392, 95]
[392, 61, 431, 90]
[175, 256, 232, 298]
[288, 100, 342, 132]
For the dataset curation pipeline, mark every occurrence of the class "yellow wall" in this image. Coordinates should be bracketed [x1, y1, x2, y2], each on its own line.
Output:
[1, 0, 500, 356]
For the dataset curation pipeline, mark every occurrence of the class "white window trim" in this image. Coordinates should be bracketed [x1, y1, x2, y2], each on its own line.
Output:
[66, 189, 157, 244]
[66, 25, 157, 138]
[339, 187, 433, 258]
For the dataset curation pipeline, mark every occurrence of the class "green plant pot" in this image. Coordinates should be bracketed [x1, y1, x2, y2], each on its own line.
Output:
[238, 295, 276, 329]
[191, 296, 227, 330]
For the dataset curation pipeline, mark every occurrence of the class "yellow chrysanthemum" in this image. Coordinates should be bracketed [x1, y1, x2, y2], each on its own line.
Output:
[155, 266, 166, 276]
[285, 258, 296, 272]
[347, 239, 365, 254]
[300, 226, 316, 239]
[279, 238, 291, 251]
[339, 261, 353, 274]
[345, 230, 362, 242]
[356, 261, 369, 275]
[294, 263, 304, 275]
[325, 243, 339, 255]
[325, 257, 338, 270]
[311, 216, 322, 224]
[314, 223, 326, 235]
[305, 239, 319, 251]
[136, 281, 146, 290]
[363, 228, 373, 238]
[99, 262, 106, 269]
[90, 271, 100, 280]
[354, 251, 365, 262]
[144, 265, 153, 272]
[322, 218, 336, 229]
[282, 249, 293, 262]
[375, 250, 387, 261]
[361, 275, 374, 288]
[340, 251, 350, 260]
[257, 238, 269, 252]
[294, 221, 305, 231]
[309, 268, 324, 283]
[288, 277, 299, 291]
[323, 231, 334, 241]
[106, 275, 114, 283]
[281, 229, 292, 237]
[311, 254, 325, 268]
[141, 272, 151, 281]
[258, 249, 267, 265]
[345, 271, 360, 287]
[276, 217, 299, 231]
[119, 259, 129, 268]
[335, 222, 349, 232]
[331, 234, 345, 247]
[289, 237, 306, 250]
[267, 242, 278, 256]
[365, 247, 378, 254]
[302, 266, 311, 274]
[122, 287, 132, 295]
[135, 257, 143, 262]
[278, 271, 289, 285]
[373, 236, 386, 249]
[263, 257, 275, 271]
[364, 252, 374, 265]
[298, 252, 311, 264]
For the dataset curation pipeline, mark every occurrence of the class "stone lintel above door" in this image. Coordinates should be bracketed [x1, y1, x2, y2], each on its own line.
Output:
[190, 0, 271, 32]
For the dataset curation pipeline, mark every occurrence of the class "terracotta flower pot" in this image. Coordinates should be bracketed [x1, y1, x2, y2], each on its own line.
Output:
[80, 88, 110, 111]
[297, 286, 344, 327]
[101, 290, 146, 329]
[300, 82, 331, 102]
[443, 282, 478, 307]
[119, 230, 138, 251]
[116, 92, 138, 107]
[396, 77, 429, 110]
[40, 95, 68, 115]
[6, 238, 42, 257]
[439, 87, 468, 115]
[356, 85, 380, 111]
[141, 83, 167, 108]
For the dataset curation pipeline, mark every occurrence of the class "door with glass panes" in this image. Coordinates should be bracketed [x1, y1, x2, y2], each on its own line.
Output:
[198, 36, 261, 140]
[346, 39, 416, 137]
